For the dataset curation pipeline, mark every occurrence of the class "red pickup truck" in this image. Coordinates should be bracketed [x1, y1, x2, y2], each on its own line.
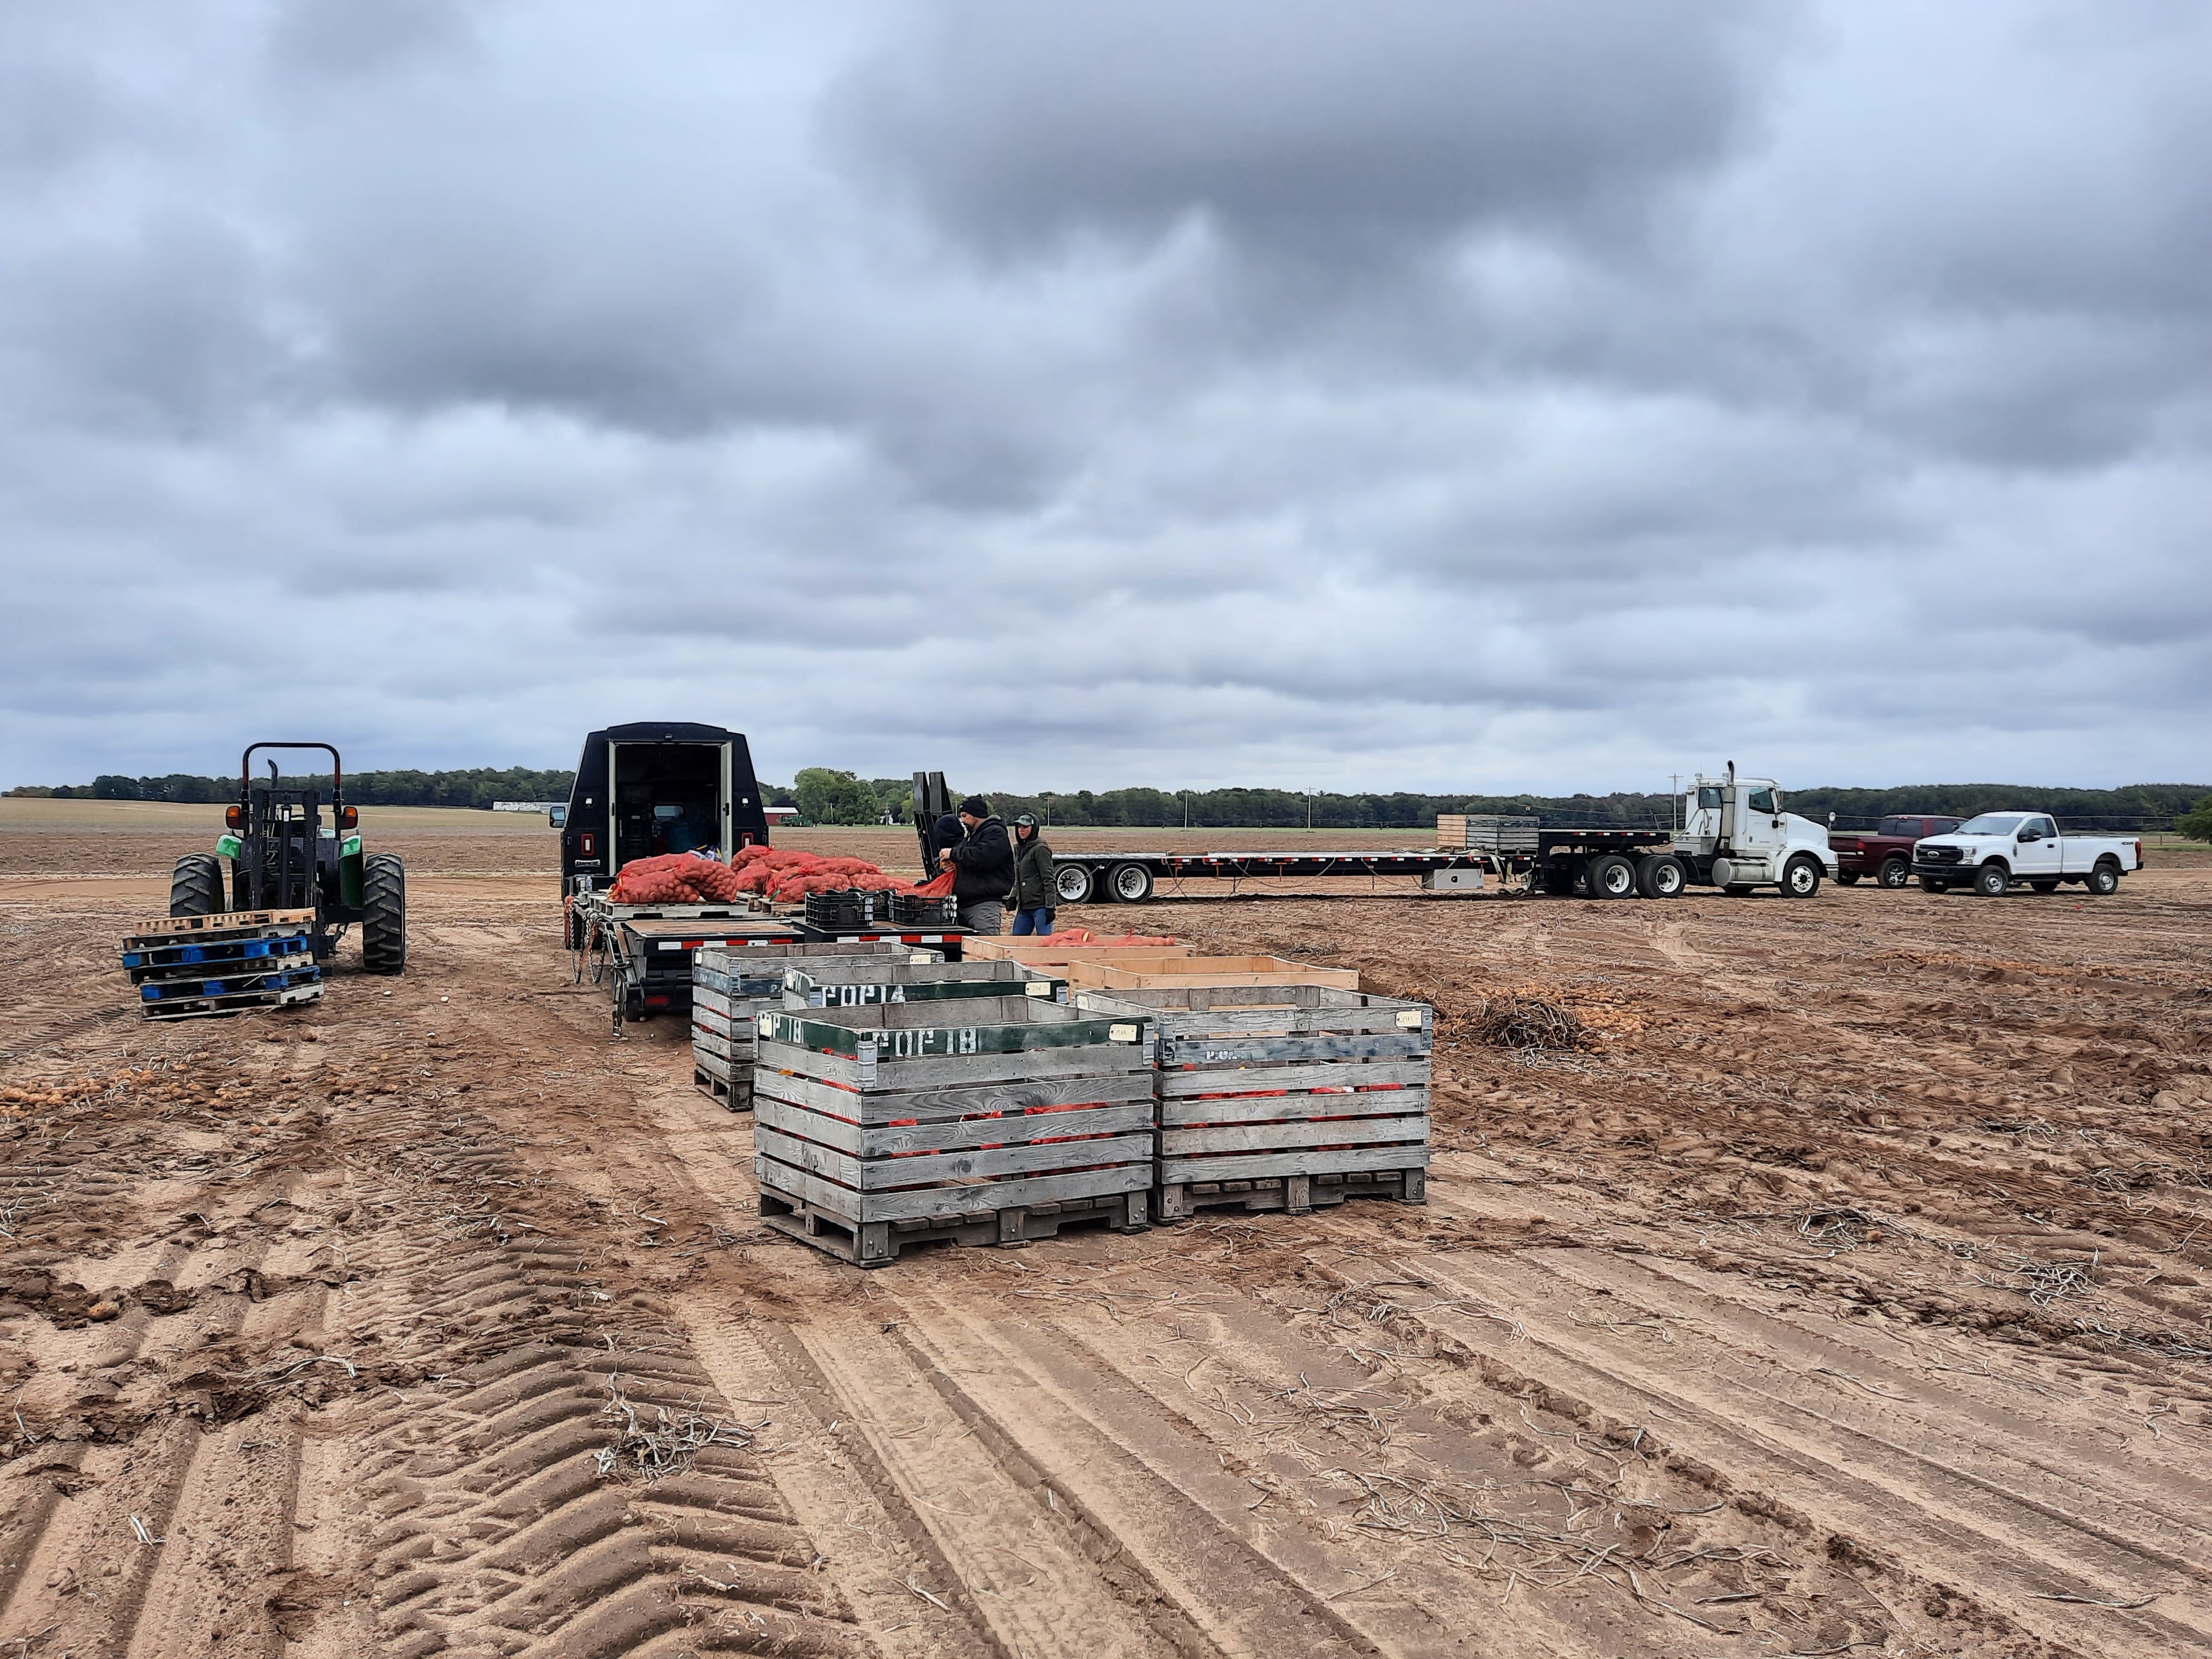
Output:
[1831, 815, 1963, 888]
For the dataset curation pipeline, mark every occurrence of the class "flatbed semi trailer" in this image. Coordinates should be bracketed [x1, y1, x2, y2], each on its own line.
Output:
[1050, 830, 1675, 903]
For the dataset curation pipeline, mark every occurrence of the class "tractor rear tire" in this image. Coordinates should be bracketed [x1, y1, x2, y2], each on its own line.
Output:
[1637, 854, 1687, 899]
[362, 853, 408, 974]
[1589, 854, 1637, 899]
[169, 854, 225, 917]
[1054, 863, 1097, 905]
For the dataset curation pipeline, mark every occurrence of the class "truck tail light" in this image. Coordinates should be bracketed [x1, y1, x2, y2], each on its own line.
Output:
[581, 832, 597, 856]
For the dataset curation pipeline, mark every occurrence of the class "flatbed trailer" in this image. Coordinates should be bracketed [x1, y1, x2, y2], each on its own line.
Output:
[1051, 830, 1675, 904]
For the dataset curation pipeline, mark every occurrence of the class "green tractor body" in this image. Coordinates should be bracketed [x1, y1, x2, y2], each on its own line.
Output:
[169, 742, 406, 973]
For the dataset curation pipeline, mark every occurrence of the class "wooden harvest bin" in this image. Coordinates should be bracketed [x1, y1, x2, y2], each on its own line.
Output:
[694, 940, 931, 1108]
[1059, 954, 1360, 991]
[781, 958, 1070, 1009]
[1074, 985, 1432, 1221]
[964, 939, 1193, 965]
[753, 996, 1156, 1266]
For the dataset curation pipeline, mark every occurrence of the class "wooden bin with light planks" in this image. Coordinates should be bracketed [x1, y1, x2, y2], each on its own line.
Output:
[1074, 984, 1431, 1220]
[1056, 954, 1360, 991]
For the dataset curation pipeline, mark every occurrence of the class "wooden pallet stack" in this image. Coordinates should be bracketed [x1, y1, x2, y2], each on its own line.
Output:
[120, 909, 323, 1021]
[780, 958, 1068, 1009]
[692, 939, 929, 1108]
[1075, 984, 1432, 1220]
[753, 997, 1156, 1266]
[1436, 813, 1540, 852]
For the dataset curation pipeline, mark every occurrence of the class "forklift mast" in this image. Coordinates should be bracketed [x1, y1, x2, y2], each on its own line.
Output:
[911, 771, 954, 875]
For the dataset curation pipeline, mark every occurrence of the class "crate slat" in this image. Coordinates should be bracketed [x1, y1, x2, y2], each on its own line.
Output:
[1159, 1087, 1429, 1126]
[757, 1156, 1149, 1225]
[1162, 1032, 1431, 1066]
[1159, 1144, 1431, 1185]
[1160, 1060, 1430, 1097]
[754, 1064, 1154, 1128]
[1161, 1115, 1428, 1156]
[756, 1093, 1154, 1160]
[757, 1122, 1152, 1192]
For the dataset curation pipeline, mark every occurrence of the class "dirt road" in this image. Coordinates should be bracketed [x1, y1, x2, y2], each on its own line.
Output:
[3, 841, 2210, 1657]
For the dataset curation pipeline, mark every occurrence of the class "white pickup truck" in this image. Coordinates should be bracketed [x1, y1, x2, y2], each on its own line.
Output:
[1911, 812, 2144, 896]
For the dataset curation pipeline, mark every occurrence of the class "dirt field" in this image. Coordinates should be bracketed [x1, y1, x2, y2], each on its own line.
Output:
[3, 826, 2210, 1657]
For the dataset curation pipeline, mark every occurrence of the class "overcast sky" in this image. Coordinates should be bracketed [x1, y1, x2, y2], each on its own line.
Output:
[3, 0, 2207, 795]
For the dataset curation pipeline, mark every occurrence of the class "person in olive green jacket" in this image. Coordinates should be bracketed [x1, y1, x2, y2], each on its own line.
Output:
[1007, 815, 1057, 936]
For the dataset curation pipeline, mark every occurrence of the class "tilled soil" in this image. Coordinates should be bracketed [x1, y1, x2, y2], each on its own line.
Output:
[2, 852, 2209, 1657]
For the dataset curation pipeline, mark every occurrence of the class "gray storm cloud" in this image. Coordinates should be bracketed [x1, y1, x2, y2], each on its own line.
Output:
[1, 0, 2206, 795]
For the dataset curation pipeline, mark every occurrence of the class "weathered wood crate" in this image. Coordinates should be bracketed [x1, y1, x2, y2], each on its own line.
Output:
[1074, 985, 1431, 1221]
[781, 958, 1068, 1009]
[693, 940, 929, 1108]
[1059, 954, 1359, 991]
[752, 996, 1156, 1266]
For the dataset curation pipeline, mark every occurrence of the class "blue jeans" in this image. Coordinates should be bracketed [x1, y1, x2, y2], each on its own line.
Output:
[1011, 907, 1056, 936]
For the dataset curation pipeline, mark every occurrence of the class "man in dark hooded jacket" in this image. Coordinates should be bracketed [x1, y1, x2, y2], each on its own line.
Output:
[941, 796, 1013, 936]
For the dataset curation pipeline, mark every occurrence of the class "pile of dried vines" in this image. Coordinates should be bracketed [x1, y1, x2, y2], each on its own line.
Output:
[594, 1371, 762, 1484]
[1469, 994, 1590, 1052]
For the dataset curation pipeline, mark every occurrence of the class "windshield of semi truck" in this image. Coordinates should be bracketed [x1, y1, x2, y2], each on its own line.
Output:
[1955, 813, 2028, 836]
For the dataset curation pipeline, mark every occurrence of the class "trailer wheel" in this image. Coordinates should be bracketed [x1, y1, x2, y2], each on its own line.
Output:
[169, 854, 225, 917]
[362, 853, 408, 973]
[1054, 863, 1097, 904]
[1835, 870, 1860, 885]
[1589, 854, 1637, 899]
[2086, 860, 2120, 896]
[1723, 884, 1755, 896]
[1636, 854, 1686, 899]
[1974, 862, 2010, 897]
[1105, 862, 1154, 903]
[1878, 856, 1911, 889]
[2030, 879, 2059, 893]
[1918, 877, 1948, 893]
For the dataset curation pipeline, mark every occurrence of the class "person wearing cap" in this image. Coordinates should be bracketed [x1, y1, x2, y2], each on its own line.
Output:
[940, 795, 1013, 936]
[1007, 815, 1057, 936]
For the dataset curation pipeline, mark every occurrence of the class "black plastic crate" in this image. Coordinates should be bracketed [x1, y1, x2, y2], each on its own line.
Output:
[887, 892, 959, 927]
[804, 889, 877, 929]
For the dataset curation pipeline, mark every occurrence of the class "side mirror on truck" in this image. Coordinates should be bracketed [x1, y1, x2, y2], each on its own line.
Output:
[549, 805, 568, 828]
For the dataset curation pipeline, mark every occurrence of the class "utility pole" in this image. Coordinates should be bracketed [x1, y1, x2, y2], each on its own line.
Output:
[1669, 774, 1680, 833]
[1306, 791, 1313, 832]
[1182, 790, 1189, 829]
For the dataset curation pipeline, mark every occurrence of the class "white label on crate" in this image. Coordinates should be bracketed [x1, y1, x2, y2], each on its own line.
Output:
[1396, 1010, 1425, 1029]
[757, 1013, 774, 1036]
[1024, 980, 1051, 997]
[1109, 1022, 1140, 1043]
[910, 952, 934, 964]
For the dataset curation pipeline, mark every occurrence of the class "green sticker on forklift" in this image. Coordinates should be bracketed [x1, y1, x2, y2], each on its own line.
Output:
[216, 834, 243, 859]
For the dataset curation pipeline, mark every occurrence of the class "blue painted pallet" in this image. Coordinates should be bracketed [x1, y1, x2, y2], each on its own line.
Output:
[140, 964, 321, 1003]
[124, 933, 312, 980]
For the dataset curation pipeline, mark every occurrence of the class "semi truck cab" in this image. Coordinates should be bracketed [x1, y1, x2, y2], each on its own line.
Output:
[1673, 768, 1837, 896]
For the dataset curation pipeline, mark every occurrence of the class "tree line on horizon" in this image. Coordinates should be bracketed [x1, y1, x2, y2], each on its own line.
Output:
[11, 767, 2209, 836]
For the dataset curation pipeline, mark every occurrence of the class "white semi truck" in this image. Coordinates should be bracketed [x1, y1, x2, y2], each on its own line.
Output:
[1666, 765, 1840, 898]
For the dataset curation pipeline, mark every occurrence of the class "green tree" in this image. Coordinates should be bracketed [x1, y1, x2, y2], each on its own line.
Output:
[794, 768, 881, 826]
[2178, 795, 2212, 843]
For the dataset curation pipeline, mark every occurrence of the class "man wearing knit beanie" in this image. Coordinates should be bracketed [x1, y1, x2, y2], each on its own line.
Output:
[939, 796, 1013, 937]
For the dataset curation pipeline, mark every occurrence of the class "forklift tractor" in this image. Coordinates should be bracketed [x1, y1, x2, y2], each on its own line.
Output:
[168, 742, 408, 973]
